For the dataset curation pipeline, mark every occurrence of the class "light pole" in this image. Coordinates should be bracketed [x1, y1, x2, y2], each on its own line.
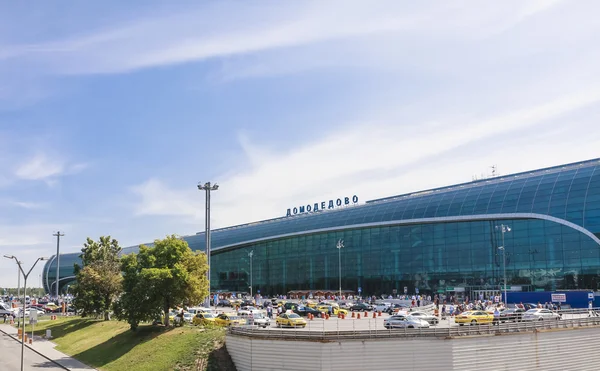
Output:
[248, 250, 254, 298]
[16, 261, 22, 300]
[496, 224, 511, 306]
[198, 182, 218, 307]
[4, 255, 49, 371]
[336, 239, 344, 299]
[53, 231, 64, 302]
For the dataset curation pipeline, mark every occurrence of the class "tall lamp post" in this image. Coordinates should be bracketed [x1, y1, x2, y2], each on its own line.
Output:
[336, 239, 344, 299]
[53, 231, 64, 302]
[4, 255, 49, 371]
[16, 260, 23, 301]
[198, 182, 218, 307]
[496, 224, 511, 306]
[248, 250, 254, 298]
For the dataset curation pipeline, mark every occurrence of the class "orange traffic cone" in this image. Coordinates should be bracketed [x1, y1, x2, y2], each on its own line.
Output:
[352, 312, 355, 318]
[373, 312, 376, 319]
[357, 313, 361, 319]
[378, 311, 382, 317]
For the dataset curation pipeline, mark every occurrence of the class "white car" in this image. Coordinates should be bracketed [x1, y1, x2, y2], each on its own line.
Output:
[374, 303, 392, 312]
[407, 311, 439, 325]
[239, 312, 271, 328]
[521, 308, 561, 321]
[384, 315, 430, 329]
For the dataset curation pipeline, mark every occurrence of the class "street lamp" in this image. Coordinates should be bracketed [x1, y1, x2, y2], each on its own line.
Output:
[16, 260, 23, 301]
[4, 255, 49, 371]
[248, 250, 254, 298]
[52, 231, 64, 302]
[336, 239, 344, 299]
[198, 182, 218, 308]
[496, 224, 511, 306]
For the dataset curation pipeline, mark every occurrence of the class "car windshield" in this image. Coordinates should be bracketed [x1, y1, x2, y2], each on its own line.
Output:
[228, 316, 241, 320]
[253, 313, 264, 318]
[203, 314, 215, 318]
[288, 314, 301, 319]
[525, 309, 538, 313]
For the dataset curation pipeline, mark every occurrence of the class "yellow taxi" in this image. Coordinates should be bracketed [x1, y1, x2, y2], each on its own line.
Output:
[305, 301, 317, 308]
[334, 307, 348, 316]
[215, 313, 246, 327]
[193, 312, 217, 326]
[168, 311, 180, 322]
[454, 310, 494, 325]
[276, 313, 307, 328]
[315, 303, 348, 316]
[316, 304, 332, 314]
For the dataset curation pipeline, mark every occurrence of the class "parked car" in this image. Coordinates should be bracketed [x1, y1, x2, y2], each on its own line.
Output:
[350, 303, 373, 312]
[239, 312, 270, 328]
[238, 306, 261, 316]
[275, 313, 307, 328]
[217, 299, 232, 307]
[454, 311, 494, 325]
[499, 308, 526, 322]
[192, 312, 216, 326]
[215, 313, 246, 327]
[293, 306, 324, 318]
[521, 308, 561, 321]
[386, 303, 410, 315]
[407, 311, 439, 325]
[384, 315, 430, 329]
[374, 303, 392, 312]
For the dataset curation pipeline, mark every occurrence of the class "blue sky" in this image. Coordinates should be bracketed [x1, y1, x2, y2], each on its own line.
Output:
[2, 0, 600, 288]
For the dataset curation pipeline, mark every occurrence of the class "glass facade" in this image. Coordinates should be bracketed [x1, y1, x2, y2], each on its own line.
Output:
[44, 158, 600, 297]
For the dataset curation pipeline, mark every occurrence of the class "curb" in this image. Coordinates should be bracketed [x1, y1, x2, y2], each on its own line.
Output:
[0, 327, 70, 371]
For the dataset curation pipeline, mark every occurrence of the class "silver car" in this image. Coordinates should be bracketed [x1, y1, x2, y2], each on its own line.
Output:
[521, 308, 561, 321]
[384, 315, 430, 329]
[407, 311, 439, 325]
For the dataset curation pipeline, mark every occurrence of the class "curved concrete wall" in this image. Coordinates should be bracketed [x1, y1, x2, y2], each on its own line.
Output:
[227, 327, 600, 371]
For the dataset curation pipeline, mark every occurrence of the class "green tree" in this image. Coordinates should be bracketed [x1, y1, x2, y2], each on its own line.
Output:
[71, 236, 123, 320]
[116, 235, 209, 330]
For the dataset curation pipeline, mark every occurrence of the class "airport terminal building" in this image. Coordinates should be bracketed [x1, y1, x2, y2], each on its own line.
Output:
[43, 158, 600, 301]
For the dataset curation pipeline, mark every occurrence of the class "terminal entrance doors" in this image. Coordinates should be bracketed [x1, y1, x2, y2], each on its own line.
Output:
[471, 289, 501, 302]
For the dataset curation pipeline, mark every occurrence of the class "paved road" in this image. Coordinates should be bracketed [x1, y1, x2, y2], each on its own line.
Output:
[0, 331, 64, 370]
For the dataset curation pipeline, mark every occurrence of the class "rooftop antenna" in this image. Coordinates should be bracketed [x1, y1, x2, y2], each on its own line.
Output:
[491, 165, 498, 177]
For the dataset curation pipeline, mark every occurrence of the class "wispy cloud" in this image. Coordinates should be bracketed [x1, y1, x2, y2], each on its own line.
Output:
[14, 153, 87, 182]
[130, 89, 600, 228]
[130, 178, 200, 218]
[0, 1, 573, 77]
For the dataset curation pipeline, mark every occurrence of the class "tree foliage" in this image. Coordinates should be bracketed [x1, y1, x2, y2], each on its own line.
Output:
[115, 235, 209, 330]
[71, 236, 123, 320]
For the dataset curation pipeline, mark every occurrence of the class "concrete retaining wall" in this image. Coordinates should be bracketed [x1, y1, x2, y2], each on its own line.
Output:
[227, 327, 600, 371]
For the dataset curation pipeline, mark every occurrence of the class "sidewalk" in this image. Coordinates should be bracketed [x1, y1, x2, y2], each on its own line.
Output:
[0, 323, 97, 371]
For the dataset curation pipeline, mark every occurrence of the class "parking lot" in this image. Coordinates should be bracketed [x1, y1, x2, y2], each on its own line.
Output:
[211, 306, 597, 332]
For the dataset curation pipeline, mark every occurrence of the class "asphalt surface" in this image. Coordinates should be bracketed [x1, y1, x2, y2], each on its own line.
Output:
[0, 331, 64, 370]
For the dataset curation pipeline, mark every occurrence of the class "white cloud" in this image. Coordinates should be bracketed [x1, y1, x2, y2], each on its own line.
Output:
[0, 1, 577, 76]
[0, 223, 72, 287]
[14, 153, 86, 182]
[130, 90, 600, 229]
[131, 178, 201, 218]
[15, 153, 64, 180]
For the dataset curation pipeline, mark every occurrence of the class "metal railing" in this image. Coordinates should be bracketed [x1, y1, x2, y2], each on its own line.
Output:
[228, 309, 600, 341]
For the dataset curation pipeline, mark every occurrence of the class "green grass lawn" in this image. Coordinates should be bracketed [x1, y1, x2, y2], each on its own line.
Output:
[22, 317, 235, 371]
